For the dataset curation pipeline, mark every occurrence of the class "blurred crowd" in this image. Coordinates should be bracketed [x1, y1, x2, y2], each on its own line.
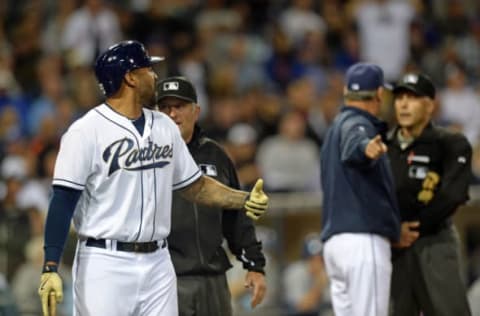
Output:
[1, 0, 480, 315]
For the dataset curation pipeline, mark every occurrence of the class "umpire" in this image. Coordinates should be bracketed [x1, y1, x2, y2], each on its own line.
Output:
[156, 76, 267, 316]
[387, 73, 472, 316]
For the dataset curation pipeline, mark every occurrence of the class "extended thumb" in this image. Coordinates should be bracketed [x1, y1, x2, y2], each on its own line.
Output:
[253, 179, 264, 193]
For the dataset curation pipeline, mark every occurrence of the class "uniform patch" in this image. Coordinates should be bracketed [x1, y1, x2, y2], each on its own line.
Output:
[407, 151, 430, 164]
[408, 165, 428, 179]
[199, 164, 217, 176]
[410, 155, 429, 163]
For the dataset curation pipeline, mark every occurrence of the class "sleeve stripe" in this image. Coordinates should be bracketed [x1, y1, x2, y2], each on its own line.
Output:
[52, 178, 85, 190]
[173, 169, 202, 190]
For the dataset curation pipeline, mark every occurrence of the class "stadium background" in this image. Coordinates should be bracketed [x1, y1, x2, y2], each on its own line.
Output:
[0, 0, 480, 315]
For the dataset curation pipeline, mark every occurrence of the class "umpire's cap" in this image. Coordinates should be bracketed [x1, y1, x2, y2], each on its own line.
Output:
[393, 73, 436, 99]
[94, 40, 164, 97]
[344, 62, 390, 100]
[157, 76, 198, 104]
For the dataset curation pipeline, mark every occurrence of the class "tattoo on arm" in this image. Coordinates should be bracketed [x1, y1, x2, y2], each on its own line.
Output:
[179, 175, 248, 210]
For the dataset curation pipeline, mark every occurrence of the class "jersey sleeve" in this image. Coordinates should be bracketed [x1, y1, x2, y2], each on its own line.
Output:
[52, 128, 93, 190]
[172, 127, 201, 190]
[340, 117, 376, 167]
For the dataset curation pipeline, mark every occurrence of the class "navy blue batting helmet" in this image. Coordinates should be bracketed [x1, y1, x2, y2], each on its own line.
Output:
[94, 40, 164, 97]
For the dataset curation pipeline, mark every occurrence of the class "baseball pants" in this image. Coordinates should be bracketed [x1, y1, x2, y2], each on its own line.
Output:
[176, 274, 232, 316]
[323, 233, 392, 316]
[72, 239, 178, 316]
[390, 225, 471, 316]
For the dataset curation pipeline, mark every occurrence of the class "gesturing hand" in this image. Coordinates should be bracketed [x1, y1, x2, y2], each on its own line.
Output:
[365, 135, 388, 160]
[244, 179, 269, 221]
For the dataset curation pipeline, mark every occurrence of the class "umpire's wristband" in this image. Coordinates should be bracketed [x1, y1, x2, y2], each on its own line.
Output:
[42, 262, 58, 273]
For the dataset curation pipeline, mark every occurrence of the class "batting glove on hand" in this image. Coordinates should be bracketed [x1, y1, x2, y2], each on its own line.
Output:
[39, 272, 63, 316]
[244, 179, 269, 221]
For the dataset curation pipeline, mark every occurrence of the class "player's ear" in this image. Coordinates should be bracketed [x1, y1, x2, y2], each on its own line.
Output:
[376, 86, 384, 102]
[123, 72, 136, 88]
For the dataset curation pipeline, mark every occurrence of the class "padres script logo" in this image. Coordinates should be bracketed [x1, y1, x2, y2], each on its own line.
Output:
[103, 138, 173, 176]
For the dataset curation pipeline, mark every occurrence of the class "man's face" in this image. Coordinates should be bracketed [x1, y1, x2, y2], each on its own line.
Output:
[394, 91, 432, 129]
[158, 96, 200, 142]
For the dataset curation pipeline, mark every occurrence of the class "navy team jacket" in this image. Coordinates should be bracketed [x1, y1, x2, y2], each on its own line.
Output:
[320, 106, 401, 242]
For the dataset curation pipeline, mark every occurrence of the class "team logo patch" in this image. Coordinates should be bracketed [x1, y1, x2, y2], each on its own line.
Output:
[408, 165, 428, 179]
[163, 82, 179, 91]
[199, 164, 217, 176]
[458, 156, 467, 164]
[403, 74, 419, 84]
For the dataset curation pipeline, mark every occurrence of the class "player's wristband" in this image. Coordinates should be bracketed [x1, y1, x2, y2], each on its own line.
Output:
[42, 263, 58, 273]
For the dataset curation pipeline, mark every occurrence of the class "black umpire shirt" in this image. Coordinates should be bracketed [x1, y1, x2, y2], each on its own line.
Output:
[168, 125, 265, 276]
[387, 123, 472, 236]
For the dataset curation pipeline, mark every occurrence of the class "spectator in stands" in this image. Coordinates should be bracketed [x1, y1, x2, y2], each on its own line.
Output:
[228, 226, 281, 316]
[0, 272, 18, 316]
[438, 63, 480, 147]
[62, 0, 122, 67]
[257, 110, 320, 192]
[283, 232, 332, 316]
[279, 0, 326, 47]
[354, 0, 415, 80]
[225, 123, 260, 190]
[12, 236, 73, 316]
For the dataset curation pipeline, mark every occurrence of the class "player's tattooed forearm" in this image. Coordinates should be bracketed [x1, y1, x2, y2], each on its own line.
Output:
[180, 175, 248, 210]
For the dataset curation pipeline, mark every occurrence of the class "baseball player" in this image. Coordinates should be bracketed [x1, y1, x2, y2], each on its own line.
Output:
[156, 76, 267, 316]
[37, 40, 269, 316]
[320, 62, 401, 316]
[387, 73, 472, 315]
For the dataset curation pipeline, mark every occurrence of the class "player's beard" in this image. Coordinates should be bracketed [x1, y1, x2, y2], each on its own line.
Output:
[143, 91, 157, 109]
[141, 82, 157, 109]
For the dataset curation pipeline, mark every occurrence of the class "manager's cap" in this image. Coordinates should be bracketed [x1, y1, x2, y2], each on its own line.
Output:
[393, 73, 436, 99]
[345, 62, 390, 100]
[157, 76, 197, 103]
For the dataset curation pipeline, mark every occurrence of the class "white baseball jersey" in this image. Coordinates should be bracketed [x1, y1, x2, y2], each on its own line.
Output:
[53, 103, 201, 242]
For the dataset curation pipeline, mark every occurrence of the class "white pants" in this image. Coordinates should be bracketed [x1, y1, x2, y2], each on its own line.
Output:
[323, 233, 392, 316]
[72, 240, 178, 316]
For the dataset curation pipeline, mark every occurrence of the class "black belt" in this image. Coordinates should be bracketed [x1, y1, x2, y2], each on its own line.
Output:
[85, 238, 166, 253]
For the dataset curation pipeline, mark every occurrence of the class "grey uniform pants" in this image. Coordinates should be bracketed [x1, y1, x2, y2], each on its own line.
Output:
[177, 274, 232, 316]
[390, 225, 471, 316]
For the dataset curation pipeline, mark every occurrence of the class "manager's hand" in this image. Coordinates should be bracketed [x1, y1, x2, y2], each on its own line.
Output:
[365, 135, 387, 160]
